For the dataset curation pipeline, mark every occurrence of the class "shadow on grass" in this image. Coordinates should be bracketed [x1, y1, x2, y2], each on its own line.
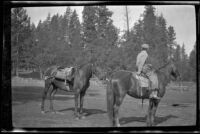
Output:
[12, 86, 74, 106]
[119, 114, 178, 126]
[58, 107, 106, 117]
[87, 92, 100, 97]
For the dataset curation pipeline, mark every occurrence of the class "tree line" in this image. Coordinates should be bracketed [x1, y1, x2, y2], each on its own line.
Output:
[11, 6, 196, 82]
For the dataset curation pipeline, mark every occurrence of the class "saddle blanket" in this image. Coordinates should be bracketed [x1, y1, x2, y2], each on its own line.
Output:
[55, 67, 73, 80]
[134, 73, 149, 88]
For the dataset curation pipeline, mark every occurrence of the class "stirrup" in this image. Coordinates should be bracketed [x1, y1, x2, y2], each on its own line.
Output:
[150, 91, 160, 99]
[152, 96, 160, 100]
[149, 95, 160, 100]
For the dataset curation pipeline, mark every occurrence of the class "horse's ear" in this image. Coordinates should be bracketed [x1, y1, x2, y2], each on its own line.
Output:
[167, 55, 175, 63]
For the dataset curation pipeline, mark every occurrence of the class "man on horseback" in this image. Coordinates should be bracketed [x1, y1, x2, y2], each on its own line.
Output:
[136, 43, 160, 99]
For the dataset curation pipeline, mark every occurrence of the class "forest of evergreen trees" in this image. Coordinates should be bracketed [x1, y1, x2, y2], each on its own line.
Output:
[11, 6, 196, 82]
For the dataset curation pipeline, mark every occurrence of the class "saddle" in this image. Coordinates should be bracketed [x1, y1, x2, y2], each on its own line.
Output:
[132, 72, 150, 88]
[55, 67, 73, 80]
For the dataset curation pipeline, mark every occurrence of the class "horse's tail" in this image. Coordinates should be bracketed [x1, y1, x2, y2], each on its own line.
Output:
[106, 79, 115, 126]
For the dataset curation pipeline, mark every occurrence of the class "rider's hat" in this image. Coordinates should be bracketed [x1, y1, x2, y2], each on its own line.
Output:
[141, 44, 149, 49]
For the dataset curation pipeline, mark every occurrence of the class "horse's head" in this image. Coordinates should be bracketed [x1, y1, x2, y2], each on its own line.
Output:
[166, 58, 181, 81]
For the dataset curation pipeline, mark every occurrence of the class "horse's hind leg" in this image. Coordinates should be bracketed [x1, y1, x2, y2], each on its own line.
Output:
[41, 81, 51, 114]
[114, 95, 126, 127]
[147, 99, 153, 126]
[147, 99, 160, 126]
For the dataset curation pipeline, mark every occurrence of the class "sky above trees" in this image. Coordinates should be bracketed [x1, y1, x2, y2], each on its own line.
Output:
[24, 5, 196, 55]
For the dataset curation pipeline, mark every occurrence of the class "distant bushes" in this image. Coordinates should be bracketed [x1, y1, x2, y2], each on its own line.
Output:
[18, 71, 41, 80]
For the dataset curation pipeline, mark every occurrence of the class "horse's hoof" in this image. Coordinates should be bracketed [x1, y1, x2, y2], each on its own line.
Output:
[79, 115, 85, 119]
[50, 111, 56, 114]
[75, 117, 79, 120]
[116, 123, 121, 127]
[56, 111, 64, 115]
[146, 123, 152, 127]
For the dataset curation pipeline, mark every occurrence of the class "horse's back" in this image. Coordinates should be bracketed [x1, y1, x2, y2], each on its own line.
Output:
[109, 70, 134, 91]
[44, 66, 58, 77]
[111, 70, 132, 79]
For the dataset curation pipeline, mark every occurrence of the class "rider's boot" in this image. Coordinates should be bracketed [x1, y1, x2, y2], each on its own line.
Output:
[150, 89, 160, 99]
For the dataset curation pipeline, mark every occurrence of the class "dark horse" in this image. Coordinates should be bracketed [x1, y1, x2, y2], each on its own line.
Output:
[41, 63, 104, 119]
[106, 59, 180, 127]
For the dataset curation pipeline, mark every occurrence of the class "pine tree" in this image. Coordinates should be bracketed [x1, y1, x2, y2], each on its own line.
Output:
[167, 26, 176, 57]
[174, 45, 181, 63]
[180, 43, 189, 80]
[155, 14, 168, 64]
[82, 6, 98, 44]
[189, 43, 196, 81]
[131, 19, 144, 52]
[62, 7, 72, 45]
[68, 10, 82, 65]
[96, 6, 113, 39]
[11, 7, 32, 76]
[94, 6, 119, 67]
[69, 10, 81, 47]
[143, 5, 157, 48]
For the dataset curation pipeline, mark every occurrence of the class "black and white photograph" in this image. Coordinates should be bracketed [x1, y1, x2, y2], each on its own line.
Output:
[4, 1, 199, 131]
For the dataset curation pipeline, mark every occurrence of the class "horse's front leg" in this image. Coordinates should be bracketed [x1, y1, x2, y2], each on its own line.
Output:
[79, 90, 86, 119]
[147, 99, 153, 126]
[151, 99, 160, 126]
[74, 93, 80, 120]
[147, 99, 160, 126]
[114, 105, 121, 127]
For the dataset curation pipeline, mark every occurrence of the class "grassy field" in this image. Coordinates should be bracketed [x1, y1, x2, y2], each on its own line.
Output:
[11, 75, 197, 128]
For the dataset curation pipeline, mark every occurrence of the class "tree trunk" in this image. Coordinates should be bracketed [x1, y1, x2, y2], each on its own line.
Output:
[15, 67, 19, 77]
[125, 6, 130, 40]
[16, 33, 19, 77]
[38, 66, 43, 80]
[15, 60, 19, 77]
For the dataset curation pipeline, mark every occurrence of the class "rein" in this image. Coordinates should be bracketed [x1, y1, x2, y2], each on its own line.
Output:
[155, 61, 170, 72]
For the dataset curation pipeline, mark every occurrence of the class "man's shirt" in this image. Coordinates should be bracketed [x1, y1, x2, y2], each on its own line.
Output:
[136, 50, 148, 73]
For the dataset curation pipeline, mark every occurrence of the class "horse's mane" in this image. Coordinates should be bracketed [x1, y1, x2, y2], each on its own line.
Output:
[79, 62, 93, 69]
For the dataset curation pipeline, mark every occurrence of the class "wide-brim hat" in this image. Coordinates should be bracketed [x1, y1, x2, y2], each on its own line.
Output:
[141, 44, 149, 49]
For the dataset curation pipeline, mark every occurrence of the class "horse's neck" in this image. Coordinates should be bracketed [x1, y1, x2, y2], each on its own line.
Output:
[156, 70, 170, 86]
[77, 64, 92, 77]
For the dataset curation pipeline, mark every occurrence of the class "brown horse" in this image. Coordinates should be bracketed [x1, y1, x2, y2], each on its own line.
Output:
[106, 59, 180, 127]
[72, 63, 104, 119]
[41, 63, 104, 120]
[41, 65, 75, 114]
